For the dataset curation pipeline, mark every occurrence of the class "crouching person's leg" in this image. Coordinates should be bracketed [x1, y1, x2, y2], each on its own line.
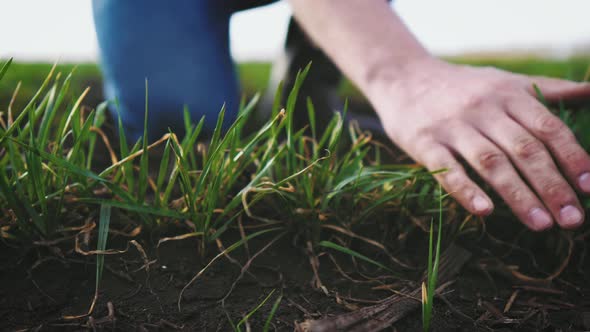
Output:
[92, 0, 239, 142]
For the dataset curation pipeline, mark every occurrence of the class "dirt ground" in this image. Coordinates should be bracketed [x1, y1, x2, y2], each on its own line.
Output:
[1, 211, 589, 331]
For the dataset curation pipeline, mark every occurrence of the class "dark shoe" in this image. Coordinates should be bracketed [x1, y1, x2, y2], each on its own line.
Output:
[259, 17, 386, 138]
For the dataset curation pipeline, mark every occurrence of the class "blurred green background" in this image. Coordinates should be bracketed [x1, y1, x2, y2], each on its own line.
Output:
[1, 57, 589, 113]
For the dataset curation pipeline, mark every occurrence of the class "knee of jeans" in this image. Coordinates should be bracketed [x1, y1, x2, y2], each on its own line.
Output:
[107, 95, 239, 144]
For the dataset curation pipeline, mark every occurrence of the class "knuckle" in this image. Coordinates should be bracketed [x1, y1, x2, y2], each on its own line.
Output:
[513, 136, 545, 159]
[490, 81, 517, 94]
[536, 114, 565, 137]
[462, 94, 487, 109]
[475, 150, 507, 170]
[411, 132, 437, 153]
[414, 127, 435, 142]
[414, 121, 460, 146]
[541, 180, 571, 199]
[498, 182, 526, 204]
[561, 147, 588, 166]
[441, 169, 468, 191]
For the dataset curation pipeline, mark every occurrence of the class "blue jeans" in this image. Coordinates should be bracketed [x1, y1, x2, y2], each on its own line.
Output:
[93, 0, 276, 141]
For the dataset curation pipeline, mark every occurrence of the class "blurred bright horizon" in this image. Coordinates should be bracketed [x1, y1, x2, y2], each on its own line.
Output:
[1, 0, 589, 63]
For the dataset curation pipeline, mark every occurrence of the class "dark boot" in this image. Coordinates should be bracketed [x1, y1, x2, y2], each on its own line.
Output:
[261, 17, 386, 137]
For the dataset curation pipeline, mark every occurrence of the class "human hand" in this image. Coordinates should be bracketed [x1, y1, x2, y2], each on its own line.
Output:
[370, 58, 590, 231]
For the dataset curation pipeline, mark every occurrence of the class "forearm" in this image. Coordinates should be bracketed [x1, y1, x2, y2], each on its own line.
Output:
[288, 0, 432, 100]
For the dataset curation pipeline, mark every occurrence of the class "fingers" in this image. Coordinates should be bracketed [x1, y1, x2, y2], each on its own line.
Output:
[440, 124, 553, 231]
[415, 141, 494, 216]
[506, 97, 590, 197]
[473, 113, 584, 229]
[524, 75, 590, 102]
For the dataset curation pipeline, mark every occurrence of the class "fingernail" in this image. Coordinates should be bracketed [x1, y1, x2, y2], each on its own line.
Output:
[578, 172, 590, 192]
[472, 195, 491, 213]
[528, 208, 552, 230]
[559, 205, 584, 228]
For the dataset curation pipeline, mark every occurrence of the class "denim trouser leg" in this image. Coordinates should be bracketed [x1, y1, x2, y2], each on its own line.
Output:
[92, 0, 238, 142]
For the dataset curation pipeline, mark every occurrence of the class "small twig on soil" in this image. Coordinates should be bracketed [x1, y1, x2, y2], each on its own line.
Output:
[105, 264, 134, 283]
[89, 126, 118, 165]
[480, 300, 505, 320]
[159, 319, 184, 330]
[438, 293, 474, 323]
[327, 253, 384, 285]
[156, 232, 203, 249]
[475, 310, 492, 324]
[120, 284, 143, 301]
[221, 232, 285, 303]
[87, 316, 97, 332]
[29, 278, 57, 304]
[178, 228, 282, 311]
[214, 237, 266, 287]
[28, 256, 69, 304]
[89, 302, 116, 327]
[306, 241, 326, 292]
[518, 309, 540, 327]
[321, 224, 415, 270]
[33, 234, 77, 247]
[298, 244, 472, 332]
[483, 231, 574, 286]
[503, 289, 520, 313]
[513, 285, 564, 296]
[238, 215, 251, 259]
[129, 240, 156, 273]
[336, 293, 383, 305]
[546, 298, 575, 309]
[287, 297, 318, 318]
[62, 292, 98, 320]
[75, 233, 130, 256]
[108, 225, 142, 237]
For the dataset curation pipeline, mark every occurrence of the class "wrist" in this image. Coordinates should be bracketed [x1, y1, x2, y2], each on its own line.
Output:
[362, 55, 446, 111]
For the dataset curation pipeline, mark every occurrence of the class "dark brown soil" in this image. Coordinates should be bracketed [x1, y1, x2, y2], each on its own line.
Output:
[2, 212, 590, 331]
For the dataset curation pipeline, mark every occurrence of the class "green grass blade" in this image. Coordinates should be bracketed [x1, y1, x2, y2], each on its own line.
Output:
[0, 58, 13, 81]
[59, 87, 90, 140]
[423, 183, 444, 332]
[86, 101, 108, 169]
[0, 169, 28, 230]
[285, 62, 311, 172]
[77, 198, 186, 219]
[319, 240, 393, 273]
[138, 79, 150, 203]
[0, 63, 56, 145]
[155, 139, 172, 207]
[96, 204, 111, 292]
[37, 83, 58, 147]
[306, 97, 317, 142]
[271, 80, 284, 119]
[208, 104, 227, 157]
[263, 292, 282, 332]
[183, 105, 192, 138]
[9, 138, 106, 182]
[533, 84, 547, 105]
[115, 105, 135, 191]
[431, 184, 444, 292]
[236, 289, 276, 331]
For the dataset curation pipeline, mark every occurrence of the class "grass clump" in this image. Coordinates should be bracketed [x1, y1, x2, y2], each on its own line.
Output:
[0, 58, 436, 258]
[1, 58, 446, 324]
[421, 185, 445, 332]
